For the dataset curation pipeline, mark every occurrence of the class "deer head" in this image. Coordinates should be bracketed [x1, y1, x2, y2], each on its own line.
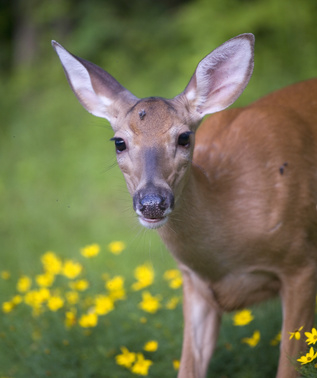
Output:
[52, 34, 254, 229]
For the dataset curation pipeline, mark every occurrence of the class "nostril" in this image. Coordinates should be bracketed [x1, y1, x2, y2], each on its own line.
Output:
[158, 198, 168, 211]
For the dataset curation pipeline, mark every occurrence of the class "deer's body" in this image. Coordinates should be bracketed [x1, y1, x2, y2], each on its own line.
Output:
[53, 34, 317, 377]
[165, 79, 317, 292]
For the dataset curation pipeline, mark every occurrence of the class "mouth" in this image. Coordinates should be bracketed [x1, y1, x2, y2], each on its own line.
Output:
[138, 216, 168, 229]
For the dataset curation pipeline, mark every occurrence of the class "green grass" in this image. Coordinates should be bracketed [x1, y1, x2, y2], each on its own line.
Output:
[1, 239, 285, 378]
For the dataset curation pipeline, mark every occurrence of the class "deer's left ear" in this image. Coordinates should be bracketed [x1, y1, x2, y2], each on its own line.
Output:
[52, 41, 138, 130]
[179, 34, 254, 121]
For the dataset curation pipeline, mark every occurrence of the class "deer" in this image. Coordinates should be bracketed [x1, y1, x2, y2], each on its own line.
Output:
[52, 34, 317, 377]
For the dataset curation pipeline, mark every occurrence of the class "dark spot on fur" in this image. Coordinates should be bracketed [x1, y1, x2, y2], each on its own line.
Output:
[279, 162, 288, 175]
[139, 110, 146, 120]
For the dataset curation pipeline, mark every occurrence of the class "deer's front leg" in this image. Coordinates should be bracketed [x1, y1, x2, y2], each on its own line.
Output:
[178, 270, 222, 378]
[277, 266, 317, 378]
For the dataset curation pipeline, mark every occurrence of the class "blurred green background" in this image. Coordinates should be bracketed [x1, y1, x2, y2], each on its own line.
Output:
[1, 0, 317, 273]
[0, 0, 317, 376]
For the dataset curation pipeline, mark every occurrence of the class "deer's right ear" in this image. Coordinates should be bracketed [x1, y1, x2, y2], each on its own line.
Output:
[52, 41, 138, 129]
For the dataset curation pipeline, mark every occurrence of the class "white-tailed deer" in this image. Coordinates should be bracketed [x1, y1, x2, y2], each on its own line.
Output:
[52, 34, 317, 377]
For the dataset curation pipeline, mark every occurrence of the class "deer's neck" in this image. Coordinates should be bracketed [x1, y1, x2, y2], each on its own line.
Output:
[158, 164, 227, 280]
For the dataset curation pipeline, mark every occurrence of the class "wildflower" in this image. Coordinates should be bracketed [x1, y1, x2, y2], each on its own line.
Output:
[305, 328, 317, 345]
[166, 297, 180, 310]
[173, 360, 180, 371]
[131, 353, 153, 376]
[1, 271, 10, 280]
[289, 326, 303, 340]
[65, 309, 77, 328]
[144, 340, 158, 352]
[12, 295, 22, 305]
[78, 312, 98, 328]
[17, 275, 32, 293]
[132, 264, 154, 291]
[139, 292, 161, 314]
[242, 330, 261, 347]
[65, 291, 79, 305]
[297, 346, 317, 365]
[108, 241, 126, 255]
[80, 243, 100, 258]
[24, 288, 50, 315]
[41, 252, 62, 275]
[94, 295, 114, 315]
[62, 260, 82, 279]
[36, 272, 55, 287]
[163, 269, 183, 289]
[24, 291, 41, 308]
[106, 276, 126, 301]
[115, 346, 136, 368]
[233, 309, 254, 326]
[47, 295, 64, 311]
[2, 301, 14, 313]
[270, 331, 281, 346]
[69, 279, 89, 291]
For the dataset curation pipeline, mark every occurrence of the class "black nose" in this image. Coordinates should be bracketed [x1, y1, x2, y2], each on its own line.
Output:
[140, 194, 167, 216]
[134, 187, 174, 219]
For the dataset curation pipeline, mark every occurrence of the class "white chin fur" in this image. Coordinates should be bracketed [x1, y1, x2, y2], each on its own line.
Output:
[139, 216, 168, 229]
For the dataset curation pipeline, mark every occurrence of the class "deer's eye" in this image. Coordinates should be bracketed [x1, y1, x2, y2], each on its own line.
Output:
[177, 132, 192, 148]
[111, 137, 126, 153]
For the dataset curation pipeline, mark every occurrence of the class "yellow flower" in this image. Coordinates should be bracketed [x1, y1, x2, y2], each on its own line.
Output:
[242, 330, 260, 347]
[80, 243, 100, 258]
[62, 260, 82, 279]
[41, 252, 62, 275]
[163, 269, 180, 281]
[270, 331, 281, 346]
[108, 241, 126, 255]
[106, 276, 126, 301]
[139, 292, 161, 314]
[94, 295, 114, 315]
[79, 312, 98, 328]
[2, 301, 14, 313]
[24, 288, 50, 315]
[17, 275, 32, 293]
[163, 269, 183, 289]
[305, 328, 317, 345]
[131, 264, 154, 291]
[173, 359, 180, 371]
[69, 279, 89, 291]
[47, 295, 64, 311]
[297, 346, 317, 365]
[131, 353, 153, 376]
[166, 296, 180, 310]
[65, 309, 77, 328]
[36, 273, 55, 287]
[115, 346, 136, 368]
[1, 271, 10, 280]
[143, 340, 158, 352]
[233, 309, 254, 326]
[289, 326, 303, 340]
[65, 291, 79, 305]
[12, 295, 23, 305]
